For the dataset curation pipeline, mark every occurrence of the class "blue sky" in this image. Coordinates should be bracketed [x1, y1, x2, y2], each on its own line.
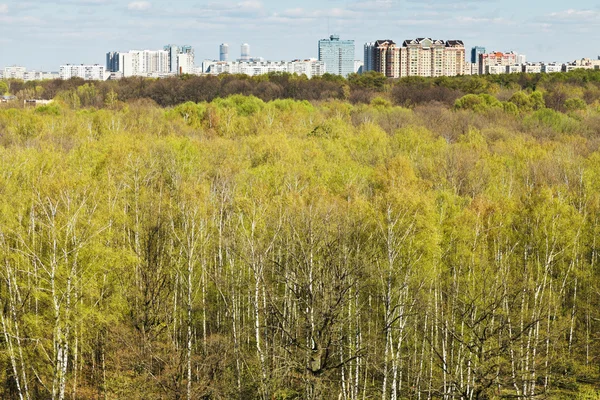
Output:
[1, 0, 599, 70]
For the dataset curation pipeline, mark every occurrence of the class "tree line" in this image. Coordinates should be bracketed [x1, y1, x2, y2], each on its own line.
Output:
[2, 68, 600, 110]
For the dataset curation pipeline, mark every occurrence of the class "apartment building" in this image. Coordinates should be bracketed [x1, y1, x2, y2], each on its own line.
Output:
[59, 64, 106, 80]
[364, 38, 465, 78]
[478, 52, 517, 75]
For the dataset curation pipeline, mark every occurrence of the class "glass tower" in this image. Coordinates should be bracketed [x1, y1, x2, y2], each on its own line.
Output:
[318, 35, 355, 77]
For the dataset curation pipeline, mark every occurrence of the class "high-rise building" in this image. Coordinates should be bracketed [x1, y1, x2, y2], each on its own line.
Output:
[241, 43, 251, 62]
[478, 51, 518, 74]
[116, 50, 170, 77]
[364, 42, 375, 72]
[366, 39, 399, 77]
[106, 52, 120, 72]
[365, 38, 465, 78]
[471, 46, 486, 64]
[220, 43, 229, 62]
[318, 34, 355, 77]
[400, 38, 465, 78]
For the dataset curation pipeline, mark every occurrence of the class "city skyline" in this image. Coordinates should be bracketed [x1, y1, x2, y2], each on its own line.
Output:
[1, 0, 599, 70]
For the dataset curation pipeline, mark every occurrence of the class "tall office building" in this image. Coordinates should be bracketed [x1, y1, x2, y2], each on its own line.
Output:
[220, 43, 229, 61]
[318, 35, 355, 77]
[241, 43, 251, 62]
[471, 46, 486, 64]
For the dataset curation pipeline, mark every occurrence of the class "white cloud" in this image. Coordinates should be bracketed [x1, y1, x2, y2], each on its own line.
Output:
[128, 1, 151, 11]
[548, 9, 599, 19]
[0, 4, 8, 13]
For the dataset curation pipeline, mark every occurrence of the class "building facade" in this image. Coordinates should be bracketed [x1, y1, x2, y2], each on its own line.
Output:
[318, 35, 355, 77]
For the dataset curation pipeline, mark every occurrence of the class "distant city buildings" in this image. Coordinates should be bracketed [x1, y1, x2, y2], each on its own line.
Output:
[59, 64, 106, 80]
[2, 39, 600, 83]
[364, 38, 465, 78]
[318, 35, 355, 77]
[105, 45, 194, 77]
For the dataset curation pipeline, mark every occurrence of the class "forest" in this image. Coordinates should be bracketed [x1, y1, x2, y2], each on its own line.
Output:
[0, 70, 600, 399]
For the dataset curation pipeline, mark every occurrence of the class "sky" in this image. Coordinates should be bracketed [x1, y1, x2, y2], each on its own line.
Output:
[0, 0, 599, 70]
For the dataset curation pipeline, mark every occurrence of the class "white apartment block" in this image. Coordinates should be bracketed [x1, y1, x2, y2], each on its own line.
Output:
[24, 71, 60, 81]
[542, 63, 562, 73]
[506, 65, 522, 74]
[486, 65, 507, 75]
[478, 52, 518, 75]
[202, 60, 326, 79]
[118, 50, 170, 77]
[59, 64, 106, 80]
[523, 64, 542, 74]
[4, 66, 27, 80]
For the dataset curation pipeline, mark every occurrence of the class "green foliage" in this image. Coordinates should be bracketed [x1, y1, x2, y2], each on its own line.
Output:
[454, 93, 502, 112]
[524, 107, 580, 134]
[34, 102, 62, 116]
[0, 94, 598, 400]
[565, 97, 587, 111]
[0, 80, 8, 95]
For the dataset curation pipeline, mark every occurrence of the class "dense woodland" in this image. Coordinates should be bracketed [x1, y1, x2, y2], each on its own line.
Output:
[0, 71, 600, 399]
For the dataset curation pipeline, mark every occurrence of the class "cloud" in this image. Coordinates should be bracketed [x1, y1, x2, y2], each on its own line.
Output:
[128, 1, 151, 11]
[0, 4, 8, 13]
